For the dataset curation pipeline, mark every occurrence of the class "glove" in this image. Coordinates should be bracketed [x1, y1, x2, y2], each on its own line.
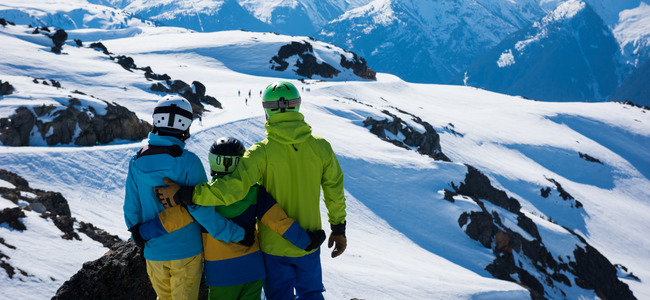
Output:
[154, 177, 194, 208]
[304, 229, 326, 252]
[238, 226, 256, 247]
[328, 222, 347, 258]
[128, 223, 146, 249]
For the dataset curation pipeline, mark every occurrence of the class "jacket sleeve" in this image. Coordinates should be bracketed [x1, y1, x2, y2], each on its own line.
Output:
[320, 139, 347, 225]
[123, 158, 142, 230]
[137, 206, 195, 240]
[193, 143, 266, 206]
[187, 205, 245, 243]
[255, 186, 310, 249]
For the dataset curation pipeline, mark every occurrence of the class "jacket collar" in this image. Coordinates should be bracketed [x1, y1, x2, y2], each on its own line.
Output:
[264, 112, 312, 144]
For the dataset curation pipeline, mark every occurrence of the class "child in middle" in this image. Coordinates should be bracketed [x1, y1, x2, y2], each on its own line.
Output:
[136, 137, 326, 300]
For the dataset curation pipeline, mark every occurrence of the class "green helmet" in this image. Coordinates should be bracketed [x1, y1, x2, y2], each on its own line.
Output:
[262, 81, 301, 117]
[208, 137, 245, 176]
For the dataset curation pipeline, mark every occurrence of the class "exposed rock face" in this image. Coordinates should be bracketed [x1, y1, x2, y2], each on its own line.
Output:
[0, 169, 121, 244]
[363, 109, 450, 161]
[449, 166, 635, 300]
[340, 53, 376, 80]
[0, 80, 14, 95]
[0, 169, 122, 283]
[52, 241, 156, 300]
[53, 241, 210, 300]
[0, 107, 35, 146]
[270, 41, 376, 80]
[87, 43, 222, 117]
[0, 93, 152, 146]
[50, 29, 68, 54]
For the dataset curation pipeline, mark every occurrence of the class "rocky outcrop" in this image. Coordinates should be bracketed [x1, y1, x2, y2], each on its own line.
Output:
[0, 80, 14, 95]
[52, 241, 155, 300]
[50, 29, 68, 54]
[271, 41, 340, 79]
[449, 166, 635, 300]
[270, 40, 376, 80]
[363, 109, 450, 161]
[0, 99, 152, 146]
[0, 169, 122, 282]
[53, 241, 210, 300]
[87, 42, 221, 117]
[0, 107, 36, 146]
[340, 53, 376, 80]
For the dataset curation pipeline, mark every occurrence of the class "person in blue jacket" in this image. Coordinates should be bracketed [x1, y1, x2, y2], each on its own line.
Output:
[123, 96, 249, 300]
[138, 137, 326, 300]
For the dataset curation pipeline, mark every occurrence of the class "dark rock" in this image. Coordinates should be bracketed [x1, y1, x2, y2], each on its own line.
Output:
[52, 241, 156, 300]
[114, 56, 136, 71]
[340, 53, 376, 80]
[443, 189, 456, 202]
[74, 39, 83, 47]
[142, 66, 171, 82]
[0, 100, 151, 147]
[363, 110, 449, 161]
[0, 169, 29, 189]
[460, 211, 497, 248]
[540, 187, 551, 198]
[50, 80, 61, 88]
[0, 207, 26, 231]
[271, 41, 340, 79]
[572, 245, 635, 299]
[0, 80, 14, 95]
[0, 107, 36, 146]
[40, 26, 50, 32]
[0, 18, 7, 26]
[295, 53, 340, 79]
[34, 192, 71, 217]
[78, 222, 122, 250]
[192, 81, 206, 98]
[454, 165, 521, 213]
[578, 152, 603, 164]
[50, 29, 68, 54]
[53, 241, 209, 300]
[89, 42, 110, 55]
[150, 82, 171, 93]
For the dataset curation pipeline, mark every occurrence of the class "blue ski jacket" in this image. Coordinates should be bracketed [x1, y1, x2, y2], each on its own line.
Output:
[123, 133, 244, 261]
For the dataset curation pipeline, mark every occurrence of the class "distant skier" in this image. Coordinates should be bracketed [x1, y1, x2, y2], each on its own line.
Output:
[154, 81, 348, 300]
[123, 95, 248, 300]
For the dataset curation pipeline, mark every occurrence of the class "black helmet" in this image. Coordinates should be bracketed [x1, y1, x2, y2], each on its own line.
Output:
[209, 137, 245, 175]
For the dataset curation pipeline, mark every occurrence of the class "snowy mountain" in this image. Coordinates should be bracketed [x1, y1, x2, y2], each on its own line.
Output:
[42, 0, 650, 104]
[89, 0, 372, 36]
[2, 1, 650, 299]
[317, 0, 545, 83]
[457, 0, 619, 102]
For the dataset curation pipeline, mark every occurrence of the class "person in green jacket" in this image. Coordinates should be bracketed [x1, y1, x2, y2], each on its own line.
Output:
[154, 81, 347, 300]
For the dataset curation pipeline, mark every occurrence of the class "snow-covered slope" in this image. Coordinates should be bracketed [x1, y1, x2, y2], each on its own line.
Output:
[1, 2, 650, 300]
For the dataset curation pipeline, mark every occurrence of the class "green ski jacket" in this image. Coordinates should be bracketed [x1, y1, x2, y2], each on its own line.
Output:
[193, 112, 346, 257]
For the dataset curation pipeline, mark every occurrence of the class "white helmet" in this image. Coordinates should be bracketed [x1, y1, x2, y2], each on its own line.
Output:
[152, 95, 193, 140]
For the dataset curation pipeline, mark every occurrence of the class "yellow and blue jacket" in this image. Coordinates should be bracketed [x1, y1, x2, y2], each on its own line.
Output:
[139, 184, 311, 287]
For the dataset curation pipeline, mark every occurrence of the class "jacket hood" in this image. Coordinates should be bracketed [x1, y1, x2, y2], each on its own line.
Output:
[134, 133, 187, 187]
[264, 112, 312, 144]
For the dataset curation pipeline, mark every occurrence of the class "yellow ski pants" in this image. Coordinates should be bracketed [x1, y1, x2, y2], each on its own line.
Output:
[146, 253, 203, 300]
